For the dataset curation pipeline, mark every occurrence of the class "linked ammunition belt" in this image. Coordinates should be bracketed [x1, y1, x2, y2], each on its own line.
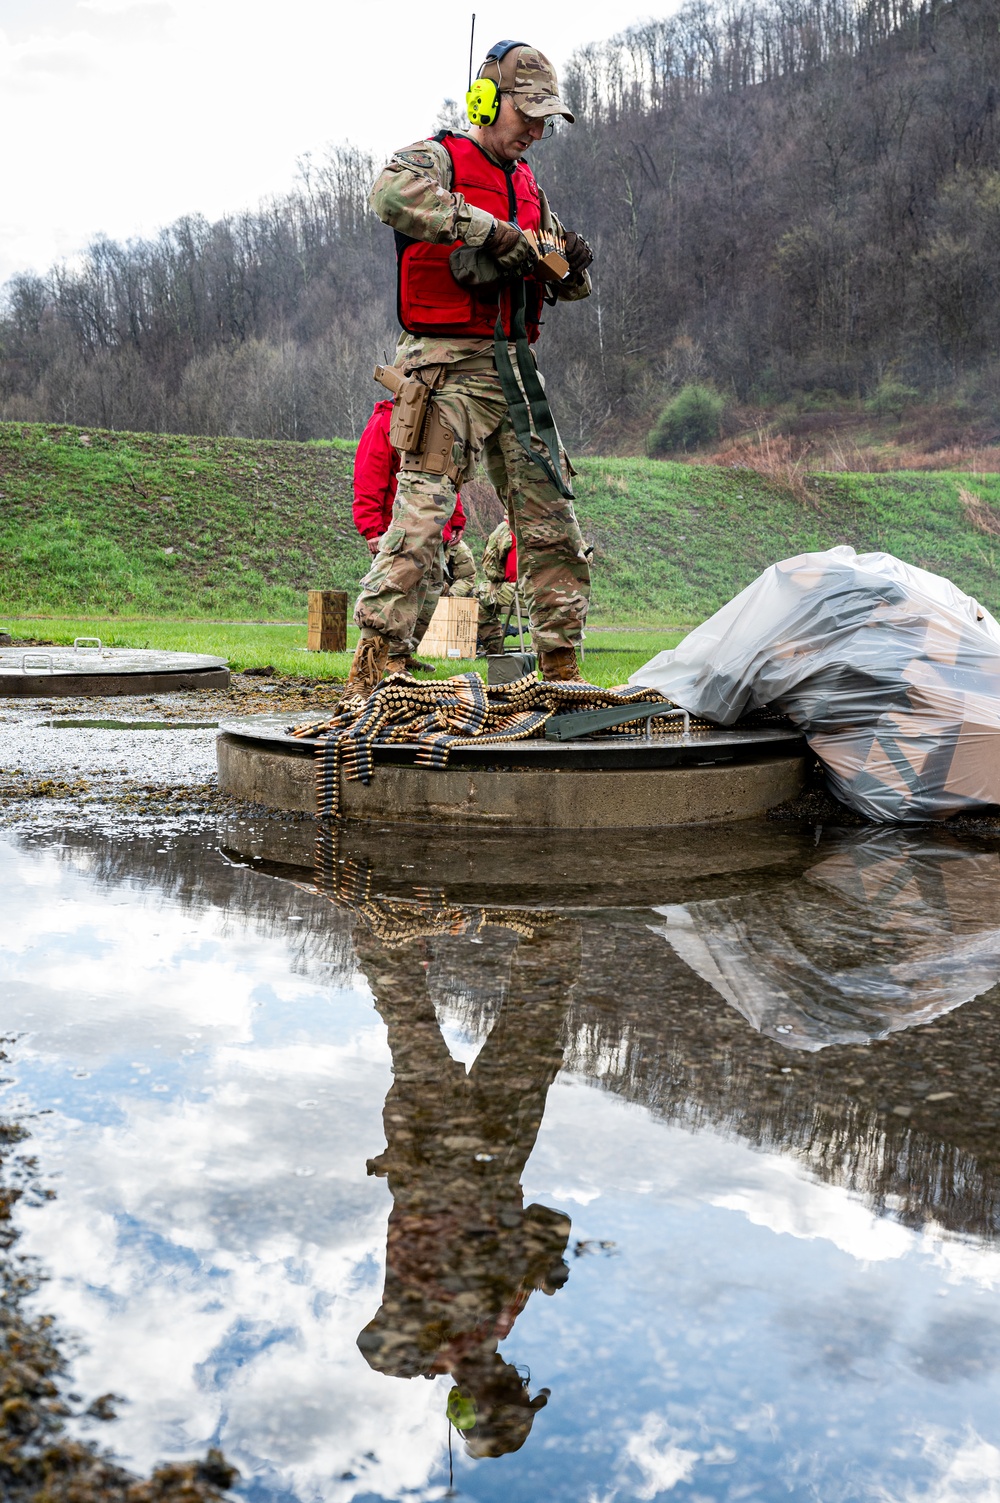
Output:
[301, 824, 545, 946]
[288, 671, 677, 820]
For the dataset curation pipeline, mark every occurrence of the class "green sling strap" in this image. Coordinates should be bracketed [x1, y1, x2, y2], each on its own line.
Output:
[490, 169, 574, 500]
[493, 289, 573, 500]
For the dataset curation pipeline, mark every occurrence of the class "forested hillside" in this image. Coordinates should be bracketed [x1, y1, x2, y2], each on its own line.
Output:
[1, 0, 998, 452]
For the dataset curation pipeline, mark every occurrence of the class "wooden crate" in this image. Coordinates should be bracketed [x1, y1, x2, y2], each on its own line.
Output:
[307, 590, 348, 652]
[418, 596, 479, 659]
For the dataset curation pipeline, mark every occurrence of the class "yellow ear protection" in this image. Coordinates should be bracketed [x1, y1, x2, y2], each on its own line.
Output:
[466, 38, 526, 127]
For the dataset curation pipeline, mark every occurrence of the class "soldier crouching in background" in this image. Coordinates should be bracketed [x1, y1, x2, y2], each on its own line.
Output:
[344, 42, 594, 700]
[476, 516, 523, 656]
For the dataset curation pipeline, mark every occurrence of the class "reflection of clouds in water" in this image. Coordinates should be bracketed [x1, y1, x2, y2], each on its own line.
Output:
[1, 844, 449, 1500]
[711, 1175, 912, 1262]
[0, 844, 358, 1060]
[618, 1414, 699, 1497]
[929, 1237, 1000, 1292]
[877, 1430, 1000, 1503]
[530, 1078, 916, 1264]
[21, 1043, 450, 1501]
[525, 1082, 1000, 1498]
[528, 1076, 1000, 1287]
[2, 852, 256, 1047]
[8, 833, 1000, 1500]
[909, 1312, 1000, 1385]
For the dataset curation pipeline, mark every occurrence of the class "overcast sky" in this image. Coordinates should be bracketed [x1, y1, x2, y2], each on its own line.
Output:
[0, 0, 667, 286]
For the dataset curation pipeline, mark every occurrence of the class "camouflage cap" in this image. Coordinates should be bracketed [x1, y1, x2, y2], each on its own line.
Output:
[491, 44, 575, 123]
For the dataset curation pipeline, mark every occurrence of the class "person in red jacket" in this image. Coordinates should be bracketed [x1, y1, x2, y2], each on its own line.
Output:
[354, 399, 469, 671]
[354, 400, 467, 555]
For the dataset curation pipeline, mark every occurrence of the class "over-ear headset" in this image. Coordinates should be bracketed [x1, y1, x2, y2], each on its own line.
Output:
[466, 39, 526, 127]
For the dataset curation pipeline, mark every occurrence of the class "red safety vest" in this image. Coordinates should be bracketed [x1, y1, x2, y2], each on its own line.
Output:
[396, 133, 544, 342]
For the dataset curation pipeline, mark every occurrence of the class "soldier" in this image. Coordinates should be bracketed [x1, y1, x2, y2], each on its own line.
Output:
[354, 397, 470, 673]
[476, 515, 521, 656]
[444, 535, 477, 598]
[352, 913, 578, 1458]
[344, 41, 594, 699]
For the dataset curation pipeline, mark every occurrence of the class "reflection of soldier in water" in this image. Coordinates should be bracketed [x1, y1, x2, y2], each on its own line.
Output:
[354, 918, 578, 1458]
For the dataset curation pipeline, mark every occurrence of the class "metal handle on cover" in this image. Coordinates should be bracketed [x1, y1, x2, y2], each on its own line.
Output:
[644, 707, 691, 743]
[74, 637, 102, 651]
[22, 653, 52, 673]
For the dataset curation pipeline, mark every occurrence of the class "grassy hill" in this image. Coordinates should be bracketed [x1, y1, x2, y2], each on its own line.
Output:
[1, 422, 999, 625]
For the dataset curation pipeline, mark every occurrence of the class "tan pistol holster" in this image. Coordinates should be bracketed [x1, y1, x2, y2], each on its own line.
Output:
[374, 363, 458, 480]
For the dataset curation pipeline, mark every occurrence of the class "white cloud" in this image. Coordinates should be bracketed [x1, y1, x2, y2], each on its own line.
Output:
[79, 0, 170, 12]
[710, 1178, 913, 1264]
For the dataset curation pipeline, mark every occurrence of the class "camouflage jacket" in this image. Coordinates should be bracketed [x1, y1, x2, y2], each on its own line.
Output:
[370, 136, 591, 372]
[481, 519, 514, 584]
[444, 537, 477, 596]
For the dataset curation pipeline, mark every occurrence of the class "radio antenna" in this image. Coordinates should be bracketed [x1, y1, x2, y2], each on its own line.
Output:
[468, 13, 476, 92]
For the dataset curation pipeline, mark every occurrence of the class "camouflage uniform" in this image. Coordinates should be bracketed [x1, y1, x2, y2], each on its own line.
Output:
[355, 123, 592, 657]
[476, 518, 529, 654]
[353, 914, 578, 1455]
[448, 537, 477, 597]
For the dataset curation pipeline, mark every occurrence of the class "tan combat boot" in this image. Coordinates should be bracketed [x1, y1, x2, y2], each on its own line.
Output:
[387, 653, 435, 676]
[538, 647, 584, 683]
[343, 631, 393, 701]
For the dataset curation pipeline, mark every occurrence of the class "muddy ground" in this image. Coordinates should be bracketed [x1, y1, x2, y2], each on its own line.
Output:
[0, 672, 335, 835]
[1, 669, 998, 839]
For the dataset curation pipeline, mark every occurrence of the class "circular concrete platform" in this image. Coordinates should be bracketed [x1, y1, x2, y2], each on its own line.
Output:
[0, 644, 229, 696]
[217, 713, 808, 828]
[220, 814, 821, 910]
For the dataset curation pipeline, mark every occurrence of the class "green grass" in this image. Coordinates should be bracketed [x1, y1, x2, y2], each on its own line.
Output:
[573, 461, 1000, 622]
[1, 617, 683, 689]
[2, 421, 999, 626]
[0, 425, 359, 618]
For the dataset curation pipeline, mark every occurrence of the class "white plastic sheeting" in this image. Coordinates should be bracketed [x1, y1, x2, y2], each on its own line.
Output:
[651, 830, 1000, 1050]
[631, 546, 1000, 822]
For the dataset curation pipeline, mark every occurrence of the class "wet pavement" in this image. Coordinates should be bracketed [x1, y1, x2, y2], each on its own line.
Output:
[3, 696, 1000, 1499]
[0, 675, 339, 832]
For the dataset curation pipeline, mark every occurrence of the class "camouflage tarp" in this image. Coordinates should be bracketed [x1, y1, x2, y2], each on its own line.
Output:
[632, 546, 1000, 822]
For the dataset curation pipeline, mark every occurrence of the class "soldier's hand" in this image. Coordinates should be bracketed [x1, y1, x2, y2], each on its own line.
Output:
[563, 230, 594, 274]
[488, 219, 523, 256]
[368, 536, 381, 557]
[487, 219, 537, 278]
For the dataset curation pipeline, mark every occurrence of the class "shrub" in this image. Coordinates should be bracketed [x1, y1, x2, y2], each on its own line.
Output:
[864, 378, 919, 417]
[647, 385, 725, 455]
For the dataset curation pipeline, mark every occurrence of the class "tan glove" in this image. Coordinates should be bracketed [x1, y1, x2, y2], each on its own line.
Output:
[449, 245, 501, 289]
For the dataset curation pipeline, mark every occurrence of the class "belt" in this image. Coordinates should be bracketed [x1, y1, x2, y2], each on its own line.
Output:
[447, 354, 497, 373]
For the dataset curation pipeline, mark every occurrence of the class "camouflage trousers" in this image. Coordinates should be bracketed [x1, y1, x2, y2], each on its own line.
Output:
[355, 368, 590, 654]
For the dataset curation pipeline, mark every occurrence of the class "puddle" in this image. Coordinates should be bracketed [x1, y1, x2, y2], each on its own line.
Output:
[44, 718, 220, 730]
[4, 817, 1000, 1500]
